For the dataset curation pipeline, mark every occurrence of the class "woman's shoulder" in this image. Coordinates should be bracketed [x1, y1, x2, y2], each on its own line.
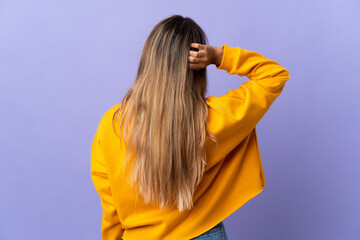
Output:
[100, 103, 122, 123]
[97, 103, 122, 141]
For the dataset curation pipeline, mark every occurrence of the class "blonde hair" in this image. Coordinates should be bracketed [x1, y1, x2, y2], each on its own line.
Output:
[112, 15, 218, 212]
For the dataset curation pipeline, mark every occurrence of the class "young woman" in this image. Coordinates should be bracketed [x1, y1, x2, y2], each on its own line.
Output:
[91, 14, 290, 240]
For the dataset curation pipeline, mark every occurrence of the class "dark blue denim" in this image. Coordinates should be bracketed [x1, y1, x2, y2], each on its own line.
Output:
[190, 221, 228, 240]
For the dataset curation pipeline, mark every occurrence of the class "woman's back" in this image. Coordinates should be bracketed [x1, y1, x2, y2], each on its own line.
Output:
[91, 43, 290, 239]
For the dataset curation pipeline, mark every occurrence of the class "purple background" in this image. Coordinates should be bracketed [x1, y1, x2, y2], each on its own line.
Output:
[1, 0, 359, 239]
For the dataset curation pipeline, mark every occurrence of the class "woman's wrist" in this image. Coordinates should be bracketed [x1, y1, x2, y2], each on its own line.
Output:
[213, 46, 224, 67]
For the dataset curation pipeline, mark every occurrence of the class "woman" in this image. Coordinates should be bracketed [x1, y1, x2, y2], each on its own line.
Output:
[90, 15, 290, 240]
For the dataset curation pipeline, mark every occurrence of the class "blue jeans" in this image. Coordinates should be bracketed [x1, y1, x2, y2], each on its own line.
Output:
[190, 221, 229, 240]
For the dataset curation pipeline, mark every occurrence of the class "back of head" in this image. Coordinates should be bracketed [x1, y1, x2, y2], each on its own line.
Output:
[137, 14, 208, 88]
[113, 15, 217, 212]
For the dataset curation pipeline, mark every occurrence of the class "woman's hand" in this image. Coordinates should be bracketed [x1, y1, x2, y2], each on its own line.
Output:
[188, 43, 223, 70]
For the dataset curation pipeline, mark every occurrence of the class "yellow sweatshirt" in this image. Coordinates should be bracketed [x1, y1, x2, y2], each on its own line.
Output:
[90, 44, 290, 240]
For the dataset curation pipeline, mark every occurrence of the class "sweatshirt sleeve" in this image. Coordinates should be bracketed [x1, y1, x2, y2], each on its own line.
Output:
[216, 44, 290, 105]
[90, 118, 124, 240]
[205, 44, 290, 163]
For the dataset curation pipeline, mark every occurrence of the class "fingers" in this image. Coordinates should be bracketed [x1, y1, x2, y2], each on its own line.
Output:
[190, 43, 203, 49]
[189, 43, 204, 58]
[189, 55, 205, 70]
[189, 43, 206, 70]
[189, 48, 203, 63]
[189, 50, 202, 57]
[188, 55, 201, 64]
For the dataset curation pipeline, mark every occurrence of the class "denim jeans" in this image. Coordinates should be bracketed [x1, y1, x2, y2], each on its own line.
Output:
[190, 221, 229, 240]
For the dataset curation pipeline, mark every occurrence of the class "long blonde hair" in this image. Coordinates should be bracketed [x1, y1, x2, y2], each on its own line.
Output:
[112, 15, 218, 212]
